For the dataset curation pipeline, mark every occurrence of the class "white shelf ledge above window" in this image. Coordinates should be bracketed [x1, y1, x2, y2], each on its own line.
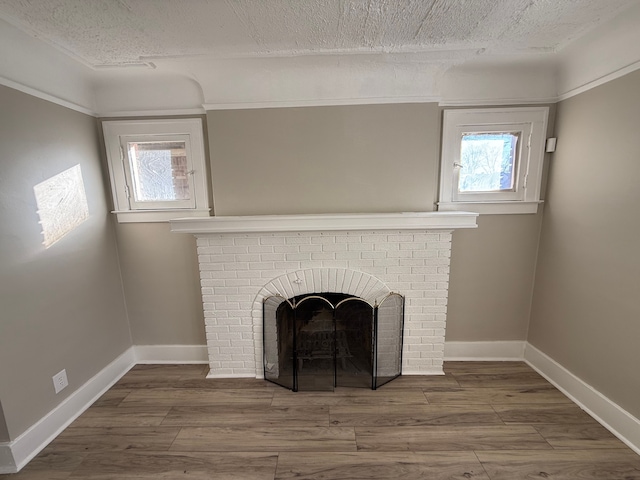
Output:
[112, 208, 211, 223]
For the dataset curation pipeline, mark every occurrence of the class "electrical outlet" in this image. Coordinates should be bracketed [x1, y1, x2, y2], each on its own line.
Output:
[52, 369, 68, 394]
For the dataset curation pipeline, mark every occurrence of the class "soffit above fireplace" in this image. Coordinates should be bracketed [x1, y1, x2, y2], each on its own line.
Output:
[169, 212, 478, 235]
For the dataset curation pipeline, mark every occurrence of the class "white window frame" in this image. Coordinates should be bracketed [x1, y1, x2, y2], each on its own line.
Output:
[102, 118, 210, 223]
[438, 107, 549, 214]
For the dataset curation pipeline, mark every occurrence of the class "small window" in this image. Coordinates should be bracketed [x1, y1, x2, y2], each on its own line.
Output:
[439, 107, 549, 214]
[102, 119, 210, 222]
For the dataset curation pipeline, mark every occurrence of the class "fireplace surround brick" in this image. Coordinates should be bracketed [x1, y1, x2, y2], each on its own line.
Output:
[196, 229, 453, 378]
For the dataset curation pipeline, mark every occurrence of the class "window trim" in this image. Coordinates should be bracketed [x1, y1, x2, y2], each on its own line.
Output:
[102, 118, 210, 223]
[438, 107, 549, 215]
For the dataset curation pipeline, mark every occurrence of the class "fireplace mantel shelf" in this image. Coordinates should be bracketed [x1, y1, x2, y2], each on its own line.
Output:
[170, 212, 478, 234]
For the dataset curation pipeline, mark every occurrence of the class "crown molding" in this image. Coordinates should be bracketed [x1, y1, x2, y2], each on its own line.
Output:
[203, 95, 441, 111]
[0, 75, 96, 116]
[98, 107, 206, 118]
[557, 59, 640, 102]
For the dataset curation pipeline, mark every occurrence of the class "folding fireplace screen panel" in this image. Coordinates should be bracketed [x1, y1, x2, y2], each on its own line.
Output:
[263, 292, 404, 391]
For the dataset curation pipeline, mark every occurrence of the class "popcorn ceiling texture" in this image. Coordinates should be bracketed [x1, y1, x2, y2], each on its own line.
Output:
[196, 229, 453, 378]
[0, 0, 635, 66]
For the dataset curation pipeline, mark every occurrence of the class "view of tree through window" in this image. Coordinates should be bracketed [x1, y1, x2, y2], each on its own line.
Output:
[458, 133, 519, 193]
[127, 141, 190, 202]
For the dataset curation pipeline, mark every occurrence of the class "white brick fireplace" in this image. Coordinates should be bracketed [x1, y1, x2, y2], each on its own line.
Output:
[171, 212, 478, 378]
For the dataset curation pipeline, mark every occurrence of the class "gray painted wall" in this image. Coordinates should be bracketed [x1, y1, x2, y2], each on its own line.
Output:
[116, 103, 546, 345]
[0, 85, 131, 439]
[528, 70, 640, 419]
[114, 222, 205, 345]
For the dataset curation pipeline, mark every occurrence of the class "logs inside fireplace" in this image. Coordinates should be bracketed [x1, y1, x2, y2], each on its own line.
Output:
[263, 292, 404, 391]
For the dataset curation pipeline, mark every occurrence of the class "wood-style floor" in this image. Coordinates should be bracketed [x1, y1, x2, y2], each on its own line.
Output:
[4, 362, 640, 479]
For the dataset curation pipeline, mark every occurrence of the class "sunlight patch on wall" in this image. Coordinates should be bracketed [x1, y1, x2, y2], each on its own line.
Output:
[33, 165, 89, 248]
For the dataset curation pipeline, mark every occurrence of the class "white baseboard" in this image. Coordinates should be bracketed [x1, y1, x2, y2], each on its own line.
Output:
[444, 341, 526, 361]
[133, 345, 208, 364]
[0, 347, 135, 474]
[524, 343, 640, 456]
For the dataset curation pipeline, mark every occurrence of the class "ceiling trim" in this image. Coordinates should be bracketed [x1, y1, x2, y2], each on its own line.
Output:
[98, 107, 206, 118]
[0, 75, 96, 116]
[203, 95, 442, 111]
[557, 59, 640, 102]
[439, 96, 559, 107]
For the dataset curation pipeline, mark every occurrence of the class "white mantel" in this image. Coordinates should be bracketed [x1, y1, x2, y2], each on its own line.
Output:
[170, 211, 478, 234]
[171, 212, 478, 378]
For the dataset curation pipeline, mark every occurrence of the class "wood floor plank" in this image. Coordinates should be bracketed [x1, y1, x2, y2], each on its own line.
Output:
[271, 388, 428, 406]
[375, 374, 460, 388]
[70, 407, 171, 428]
[120, 388, 274, 407]
[329, 404, 503, 427]
[46, 427, 181, 453]
[1, 451, 87, 479]
[170, 426, 357, 452]
[476, 449, 640, 479]
[275, 451, 490, 479]
[162, 405, 329, 427]
[425, 385, 572, 404]
[493, 403, 598, 424]
[534, 424, 630, 449]
[452, 371, 550, 388]
[91, 389, 131, 407]
[11, 362, 639, 478]
[172, 378, 278, 390]
[69, 451, 278, 480]
[355, 425, 553, 451]
[112, 365, 209, 389]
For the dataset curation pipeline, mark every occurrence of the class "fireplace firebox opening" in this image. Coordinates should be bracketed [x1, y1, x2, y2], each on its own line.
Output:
[263, 292, 404, 391]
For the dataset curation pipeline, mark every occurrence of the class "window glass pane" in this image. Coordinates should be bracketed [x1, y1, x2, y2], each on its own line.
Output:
[127, 141, 191, 202]
[458, 133, 519, 193]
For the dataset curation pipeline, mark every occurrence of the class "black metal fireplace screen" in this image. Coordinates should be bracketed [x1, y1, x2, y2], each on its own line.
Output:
[263, 292, 404, 391]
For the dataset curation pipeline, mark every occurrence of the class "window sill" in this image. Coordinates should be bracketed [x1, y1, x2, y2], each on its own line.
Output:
[112, 209, 212, 223]
[437, 201, 543, 215]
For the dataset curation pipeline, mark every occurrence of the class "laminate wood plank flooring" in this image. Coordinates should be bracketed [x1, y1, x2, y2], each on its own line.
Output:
[275, 451, 490, 479]
[3, 362, 639, 480]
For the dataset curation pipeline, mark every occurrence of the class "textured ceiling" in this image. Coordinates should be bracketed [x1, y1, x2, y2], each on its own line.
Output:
[0, 0, 636, 67]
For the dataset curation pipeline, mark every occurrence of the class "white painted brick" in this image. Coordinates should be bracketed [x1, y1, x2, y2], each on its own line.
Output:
[260, 236, 286, 245]
[348, 243, 373, 251]
[387, 250, 412, 259]
[248, 245, 274, 253]
[248, 262, 275, 270]
[322, 243, 348, 252]
[195, 228, 453, 378]
[273, 245, 300, 253]
[259, 253, 285, 262]
[234, 237, 260, 246]
[335, 235, 362, 243]
[222, 246, 249, 254]
[311, 236, 335, 244]
[236, 271, 263, 279]
[311, 252, 334, 260]
[235, 254, 261, 262]
[285, 236, 311, 245]
[224, 263, 250, 271]
[362, 234, 387, 243]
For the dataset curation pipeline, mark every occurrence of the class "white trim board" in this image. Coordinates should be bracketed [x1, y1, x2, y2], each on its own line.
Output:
[0, 348, 135, 474]
[524, 343, 640, 456]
